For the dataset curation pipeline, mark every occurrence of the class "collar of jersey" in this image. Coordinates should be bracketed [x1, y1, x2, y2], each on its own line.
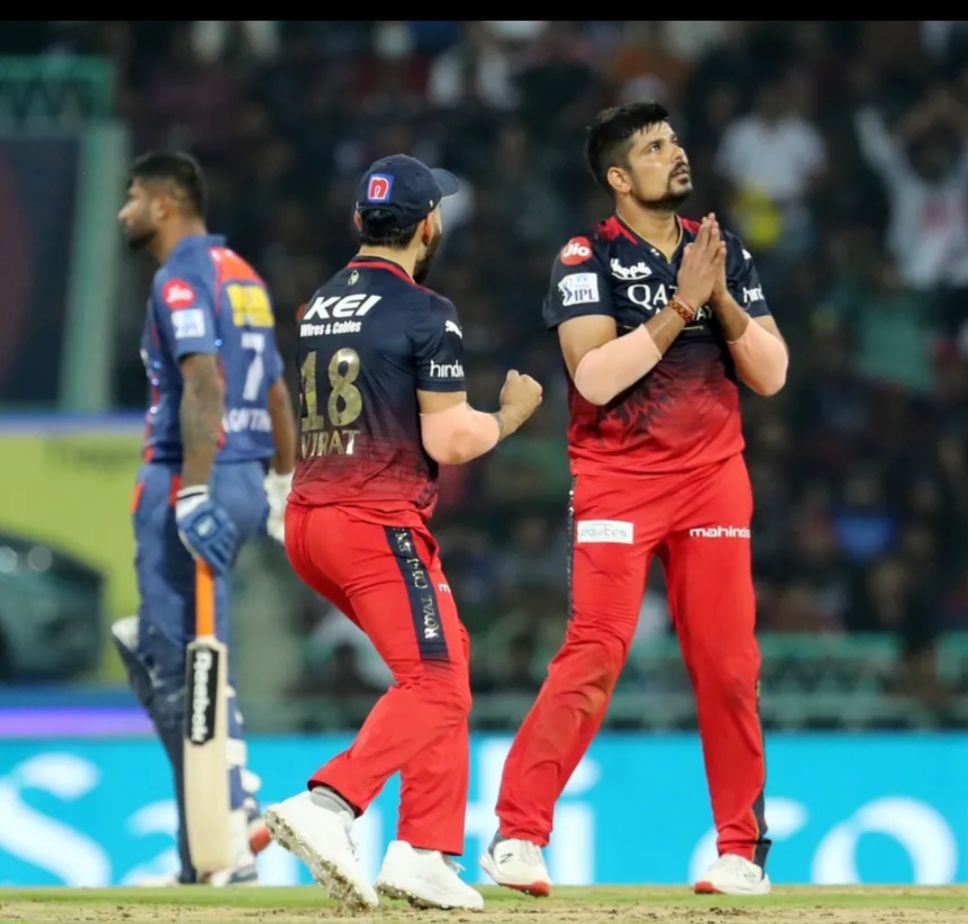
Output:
[168, 233, 226, 261]
[348, 255, 416, 285]
[614, 214, 684, 263]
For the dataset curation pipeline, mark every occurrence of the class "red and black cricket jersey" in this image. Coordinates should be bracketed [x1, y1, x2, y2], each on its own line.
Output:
[290, 256, 466, 525]
[544, 215, 773, 476]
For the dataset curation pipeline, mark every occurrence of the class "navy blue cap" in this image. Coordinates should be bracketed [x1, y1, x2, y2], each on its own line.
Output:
[356, 154, 459, 229]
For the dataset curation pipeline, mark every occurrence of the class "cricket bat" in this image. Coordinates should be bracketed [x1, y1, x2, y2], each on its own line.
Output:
[183, 560, 232, 871]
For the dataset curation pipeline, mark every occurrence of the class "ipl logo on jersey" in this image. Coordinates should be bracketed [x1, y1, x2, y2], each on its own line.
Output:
[366, 174, 394, 202]
[559, 273, 600, 307]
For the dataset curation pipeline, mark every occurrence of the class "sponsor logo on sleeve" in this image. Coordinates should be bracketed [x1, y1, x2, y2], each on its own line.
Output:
[171, 308, 206, 340]
[576, 520, 634, 544]
[742, 248, 752, 261]
[743, 286, 764, 304]
[560, 236, 593, 266]
[366, 174, 393, 202]
[162, 278, 196, 310]
[429, 359, 464, 379]
[444, 319, 463, 338]
[558, 272, 600, 307]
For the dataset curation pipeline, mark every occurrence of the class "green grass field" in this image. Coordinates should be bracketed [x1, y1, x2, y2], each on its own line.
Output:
[2, 886, 968, 924]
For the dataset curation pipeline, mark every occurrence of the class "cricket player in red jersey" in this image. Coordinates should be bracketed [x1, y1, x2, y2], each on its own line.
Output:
[480, 102, 789, 896]
[265, 154, 542, 911]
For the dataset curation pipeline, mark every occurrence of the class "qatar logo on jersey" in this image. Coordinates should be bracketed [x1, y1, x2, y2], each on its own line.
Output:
[560, 236, 593, 266]
[162, 278, 196, 310]
[366, 174, 393, 203]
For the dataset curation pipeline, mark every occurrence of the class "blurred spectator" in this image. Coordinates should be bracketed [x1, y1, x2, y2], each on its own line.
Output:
[427, 22, 517, 110]
[607, 21, 691, 108]
[854, 87, 968, 290]
[12, 20, 967, 724]
[715, 68, 827, 260]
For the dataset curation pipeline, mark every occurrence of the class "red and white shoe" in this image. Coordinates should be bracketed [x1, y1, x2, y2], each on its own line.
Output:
[479, 836, 551, 897]
[694, 854, 771, 895]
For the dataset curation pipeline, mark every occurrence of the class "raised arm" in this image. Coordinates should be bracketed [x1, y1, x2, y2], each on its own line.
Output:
[708, 219, 788, 397]
[418, 371, 541, 465]
[560, 217, 722, 406]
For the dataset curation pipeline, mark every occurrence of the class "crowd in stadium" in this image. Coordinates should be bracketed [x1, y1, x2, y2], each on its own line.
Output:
[21, 20, 968, 701]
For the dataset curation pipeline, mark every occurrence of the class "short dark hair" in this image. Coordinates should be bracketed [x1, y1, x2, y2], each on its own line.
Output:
[585, 101, 670, 192]
[128, 150, 208, 218]
[358, 209, 420, 248]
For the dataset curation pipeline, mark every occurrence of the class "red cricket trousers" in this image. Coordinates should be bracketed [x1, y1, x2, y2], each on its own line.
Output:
[497, 452, 770, 867]
[285, 504, 471, 855]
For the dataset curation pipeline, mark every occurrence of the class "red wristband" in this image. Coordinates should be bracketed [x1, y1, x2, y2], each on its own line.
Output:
[669, 295, 696, 322]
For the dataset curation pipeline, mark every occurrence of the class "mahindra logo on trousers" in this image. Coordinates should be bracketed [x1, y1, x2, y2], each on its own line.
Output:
[430, 360, 464, 378]
[689, 526, 751, 539]
[188, 648, 219, 744]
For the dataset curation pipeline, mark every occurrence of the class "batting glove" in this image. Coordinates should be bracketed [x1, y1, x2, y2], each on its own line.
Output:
[263, 468, 293, 545]
[175, 486, 237, 574]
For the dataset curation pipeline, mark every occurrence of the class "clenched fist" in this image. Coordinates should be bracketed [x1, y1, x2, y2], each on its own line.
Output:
[499, 369, 543, 436]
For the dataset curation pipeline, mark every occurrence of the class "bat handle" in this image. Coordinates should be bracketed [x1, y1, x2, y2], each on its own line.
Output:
[195, 560, 216, 637]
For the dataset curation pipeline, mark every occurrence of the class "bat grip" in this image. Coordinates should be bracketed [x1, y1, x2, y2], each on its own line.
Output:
[195, 560, 216, 637]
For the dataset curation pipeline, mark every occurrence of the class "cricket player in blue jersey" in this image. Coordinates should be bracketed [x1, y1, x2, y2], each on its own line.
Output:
[112, 151, 297, 884]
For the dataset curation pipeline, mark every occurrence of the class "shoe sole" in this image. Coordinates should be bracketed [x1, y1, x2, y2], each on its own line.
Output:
[479, 853, 551, 897]
[694, 879, 771, 896]
[265, 809, 377, 910]
[375, 880, 483, 911]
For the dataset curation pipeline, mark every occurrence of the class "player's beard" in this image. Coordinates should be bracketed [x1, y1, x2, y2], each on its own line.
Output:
[125, 225, 157, 252]
[632, 171, 692, 211]
[413, 230, 441, 284]
[634, 185, 691, 212]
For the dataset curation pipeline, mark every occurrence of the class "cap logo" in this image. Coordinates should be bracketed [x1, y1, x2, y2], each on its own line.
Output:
[366, 174, 393, 202]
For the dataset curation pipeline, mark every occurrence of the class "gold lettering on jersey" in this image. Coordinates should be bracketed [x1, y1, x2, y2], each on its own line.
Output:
[327, 349, 362, 426]
[227, 283, 274, 327]
[300, 351, 326, 433]
[300, 429, 360, 458]
[300, 347, 364, 459]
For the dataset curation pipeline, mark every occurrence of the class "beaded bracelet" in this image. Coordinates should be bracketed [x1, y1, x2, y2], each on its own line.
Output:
[669, 295, 697, 323]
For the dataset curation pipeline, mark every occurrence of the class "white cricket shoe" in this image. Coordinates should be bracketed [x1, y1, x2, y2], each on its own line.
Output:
[376, 840, 484, 911]
[694, 853, 771, 895]
[479, 836, 552, 897]
[265, 790, 378, 909]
